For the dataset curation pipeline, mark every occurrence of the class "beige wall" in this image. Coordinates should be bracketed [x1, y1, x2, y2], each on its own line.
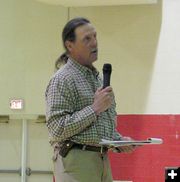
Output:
[0, 120, 21, 182]
[0, 0, 67, 115]
[1, 1, 179, 115]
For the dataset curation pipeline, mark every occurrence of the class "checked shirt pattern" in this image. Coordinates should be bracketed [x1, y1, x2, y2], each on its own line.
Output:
[45, 58, 122, 145]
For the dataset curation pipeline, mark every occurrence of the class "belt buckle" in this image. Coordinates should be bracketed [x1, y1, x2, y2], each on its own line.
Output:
[82, 145, 86, 151]
[100, 146, 104, 154]
[101, 146, 108, 154]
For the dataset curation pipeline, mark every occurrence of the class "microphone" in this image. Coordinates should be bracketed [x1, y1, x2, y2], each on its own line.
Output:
[102, 63, 112, 89]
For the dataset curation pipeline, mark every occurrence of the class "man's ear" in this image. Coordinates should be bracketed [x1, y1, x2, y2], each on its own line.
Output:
[65, 40, 73, 53]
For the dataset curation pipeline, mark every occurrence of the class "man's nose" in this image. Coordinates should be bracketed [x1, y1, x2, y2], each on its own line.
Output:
[91, 37, 97, 47]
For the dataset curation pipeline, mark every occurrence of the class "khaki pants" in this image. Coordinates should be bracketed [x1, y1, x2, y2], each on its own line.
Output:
[53, 148, 113, 182]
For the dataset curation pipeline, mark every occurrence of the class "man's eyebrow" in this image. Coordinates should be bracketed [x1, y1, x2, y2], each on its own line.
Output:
[84, 31, 97, 37]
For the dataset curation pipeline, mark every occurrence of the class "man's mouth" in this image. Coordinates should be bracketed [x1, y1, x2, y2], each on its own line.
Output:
[91, 49, 98, 54]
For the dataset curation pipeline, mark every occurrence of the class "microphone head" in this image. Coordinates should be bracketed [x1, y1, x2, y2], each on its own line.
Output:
[103, 63, 112, 74]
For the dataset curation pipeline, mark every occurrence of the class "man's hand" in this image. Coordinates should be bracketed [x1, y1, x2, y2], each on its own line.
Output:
[115, 137, 137, 153]
[92, 86, 113, 115]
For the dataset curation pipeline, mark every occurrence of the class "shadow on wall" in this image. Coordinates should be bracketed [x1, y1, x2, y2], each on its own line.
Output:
[70, 0, 162, 113]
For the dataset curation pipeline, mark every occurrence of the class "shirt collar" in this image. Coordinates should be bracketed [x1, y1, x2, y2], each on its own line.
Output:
[67, 58, 99, 78]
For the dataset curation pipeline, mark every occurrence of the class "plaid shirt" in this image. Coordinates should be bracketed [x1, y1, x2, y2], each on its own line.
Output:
[45, 58, 122, 145]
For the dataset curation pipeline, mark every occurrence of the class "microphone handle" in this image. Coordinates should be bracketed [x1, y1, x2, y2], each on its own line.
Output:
[103, 73, 111, 89]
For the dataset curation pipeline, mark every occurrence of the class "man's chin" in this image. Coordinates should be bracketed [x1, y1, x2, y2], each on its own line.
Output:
[91, 55, 98, 62]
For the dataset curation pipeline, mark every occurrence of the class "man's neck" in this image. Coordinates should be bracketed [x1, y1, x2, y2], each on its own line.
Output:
[69, 56, 94, 70]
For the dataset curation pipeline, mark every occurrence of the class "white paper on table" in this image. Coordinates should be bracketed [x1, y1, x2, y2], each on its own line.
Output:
[99, 138, 163, 147]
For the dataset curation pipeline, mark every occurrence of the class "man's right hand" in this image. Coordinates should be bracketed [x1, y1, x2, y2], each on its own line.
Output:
[92, 86, 113, 115]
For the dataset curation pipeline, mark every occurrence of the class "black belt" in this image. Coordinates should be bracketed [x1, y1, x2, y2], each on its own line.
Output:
[72, 143, 108, 154]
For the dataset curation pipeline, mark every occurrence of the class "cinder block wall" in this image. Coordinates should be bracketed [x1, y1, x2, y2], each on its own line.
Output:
[1, 0, 180, 182]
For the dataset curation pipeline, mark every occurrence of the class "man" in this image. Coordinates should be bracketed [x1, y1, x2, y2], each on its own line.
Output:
[45, 17, 135, 182]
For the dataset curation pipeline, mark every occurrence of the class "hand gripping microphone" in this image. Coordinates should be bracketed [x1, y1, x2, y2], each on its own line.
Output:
[102, 63, 112, 89]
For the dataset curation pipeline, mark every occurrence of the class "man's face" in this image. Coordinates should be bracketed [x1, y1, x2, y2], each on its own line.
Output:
[66, 23, 98, 67]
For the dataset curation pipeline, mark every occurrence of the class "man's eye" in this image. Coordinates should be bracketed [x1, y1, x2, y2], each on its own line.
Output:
[84, 36, 91, 41]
